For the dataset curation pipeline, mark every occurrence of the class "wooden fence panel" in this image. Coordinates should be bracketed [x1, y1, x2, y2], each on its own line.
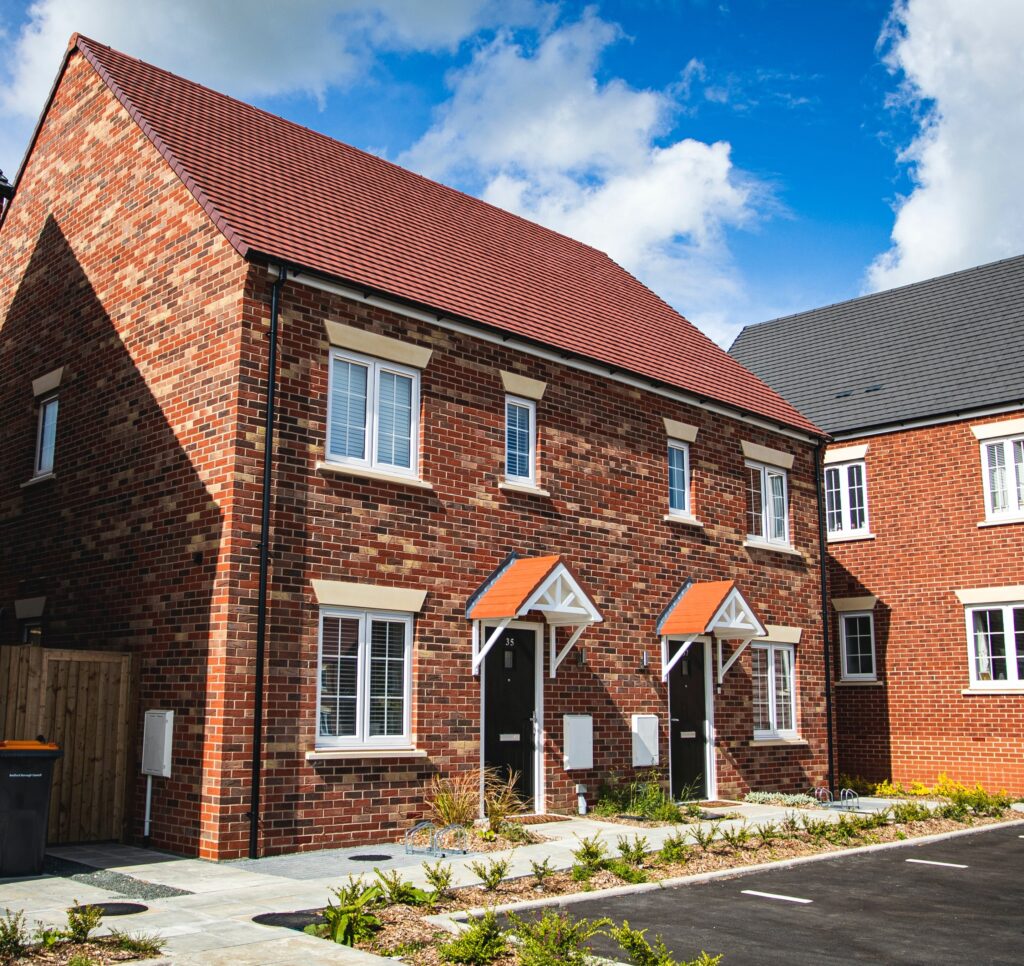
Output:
[0, 645, 134, 843]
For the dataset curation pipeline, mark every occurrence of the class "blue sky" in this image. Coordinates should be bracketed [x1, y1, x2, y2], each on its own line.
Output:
[2, 1, 1023, 345]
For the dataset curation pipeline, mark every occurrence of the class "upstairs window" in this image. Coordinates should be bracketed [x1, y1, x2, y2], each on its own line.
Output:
[34, 396, 59, 477]
[504, 395, 536, 485]
[317, 609, 412, 747]
[751, 642, 796, 738]
[840, 612, 876, 680]
[667, 441, 690, 517]
[327, 349, 419, 476]
[966, 603, 1024, 688]
[746, 462, 789, 546]
[825, 461, 870, 538]
[981, 435, 1024, 521]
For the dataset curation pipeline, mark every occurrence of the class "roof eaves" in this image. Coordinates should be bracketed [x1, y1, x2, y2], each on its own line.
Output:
[75, 36, 251, 261]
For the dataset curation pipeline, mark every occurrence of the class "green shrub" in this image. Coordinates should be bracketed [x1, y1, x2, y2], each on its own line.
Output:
[483, 768, 525, 832]
[424, 861, 454, 901]
[718, 823, 753, 850]
[610, 920, 722, 966]
[108, 930, 166, 955]
[508, 908, 610, 966]
[660, 831, 690, 864]
[617, 833, 649, 866]
[438, 910, 508, 964]
[823, 816, 859, 845]
[34, 922, 65, 949]
[754, 821, 780, 845]
[780, 811, 801, 835]
[500, 820, 532, 843]
[691, 824, 716, 851]
[66, 956, 99, 966]
[571, 835, 608, 874]
[66, 901, 103, 943]
[744, 791, 821, 808]
[595, 769, 682, 822]
[890, 801, 932, 824]
[530, 857, 555, 889]
[468, 856, 509, 892]
[607, 858, 649, 883]
[425, 770, 480, 827]
[312, 878, 383, 946]
[0, 908, 29, 961]
[374, 869, 432, 907]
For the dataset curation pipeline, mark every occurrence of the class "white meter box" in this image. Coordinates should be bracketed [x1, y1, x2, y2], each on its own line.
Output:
[562, 714, 593, 770]
[142, 710, 174, 778]
[631, 714, 659, 767]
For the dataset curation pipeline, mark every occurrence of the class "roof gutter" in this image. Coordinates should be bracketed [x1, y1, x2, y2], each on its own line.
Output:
[813, 442, 836, 795]
[249, 264, 287, 859]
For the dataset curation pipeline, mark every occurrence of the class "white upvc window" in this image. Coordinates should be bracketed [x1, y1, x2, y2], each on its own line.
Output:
[746, 461, 790, 546]
[751, 642, 797, 739]
[840, 612, 876, 680]
[34, 395, 59, 476]
[965, 603, 1024, 688]
[504, 395, 536, 485]
[825, 461, 869, 538]
[317, 608, 413, 747]
[667, 440, 690, 516]
[326, 349, 419, 476]
[981, 434, 1024, 521]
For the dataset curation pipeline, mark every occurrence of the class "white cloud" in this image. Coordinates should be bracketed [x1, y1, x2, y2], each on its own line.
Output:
[400, 11, 763, 345]
[868, 0, 1024, 290]
[0, 0, 546, 175]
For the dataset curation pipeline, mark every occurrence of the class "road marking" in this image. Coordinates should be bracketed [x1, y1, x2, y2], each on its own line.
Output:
[905, 859, 968, 869]
[741, 890, 813, 904]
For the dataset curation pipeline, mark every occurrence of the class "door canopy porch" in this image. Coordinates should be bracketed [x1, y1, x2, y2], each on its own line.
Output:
[656, 579, 767, 684]
[467, 553, 602, 677]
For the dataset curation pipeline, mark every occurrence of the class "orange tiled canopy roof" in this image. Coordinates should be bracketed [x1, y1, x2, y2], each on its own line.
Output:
[658, 580, 738, 636]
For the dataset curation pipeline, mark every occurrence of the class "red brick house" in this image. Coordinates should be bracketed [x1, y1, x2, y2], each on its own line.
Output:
[1, 36, 831, 860]
[732, 257, 1024, 794]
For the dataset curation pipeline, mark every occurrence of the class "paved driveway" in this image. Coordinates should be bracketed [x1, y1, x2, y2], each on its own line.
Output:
[572, 824, 1024, 965]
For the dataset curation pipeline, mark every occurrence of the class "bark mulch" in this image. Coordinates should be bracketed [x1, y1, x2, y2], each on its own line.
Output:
[10, 939, 159, 964]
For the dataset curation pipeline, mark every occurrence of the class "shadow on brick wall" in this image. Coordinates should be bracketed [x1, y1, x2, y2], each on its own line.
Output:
[0, 217, 223, 854]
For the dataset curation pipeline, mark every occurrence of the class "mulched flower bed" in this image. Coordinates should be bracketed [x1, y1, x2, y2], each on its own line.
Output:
[354, 811, 1017, 964]
[8, 939, 157, 964]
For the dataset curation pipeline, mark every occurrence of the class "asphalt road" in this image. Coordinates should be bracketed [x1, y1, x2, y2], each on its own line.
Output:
[567, 823, 1024, 965]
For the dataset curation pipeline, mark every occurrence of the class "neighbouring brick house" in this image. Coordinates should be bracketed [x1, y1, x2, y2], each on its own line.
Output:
[732, 256, 1024, 794]
[1, 36, 831, 860]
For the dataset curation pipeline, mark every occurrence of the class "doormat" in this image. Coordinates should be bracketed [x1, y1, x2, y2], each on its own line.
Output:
[506, 814, 573, 825]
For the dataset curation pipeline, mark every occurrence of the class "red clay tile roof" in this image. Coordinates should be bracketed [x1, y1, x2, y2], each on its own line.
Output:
[659, 580, 736, 636]
[70, 35, 820, 435]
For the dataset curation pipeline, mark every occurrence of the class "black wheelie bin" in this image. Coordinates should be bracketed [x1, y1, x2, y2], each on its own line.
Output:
[0, 740, 63, 877]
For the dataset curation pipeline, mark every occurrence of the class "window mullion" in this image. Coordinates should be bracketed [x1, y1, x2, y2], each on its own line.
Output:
[367, 361, 380, 469]
[766, 645, 777, 733]
[358, 614, 368, 742]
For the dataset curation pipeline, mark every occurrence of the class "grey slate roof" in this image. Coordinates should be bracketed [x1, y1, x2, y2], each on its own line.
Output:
[729, 255, 1024, 436]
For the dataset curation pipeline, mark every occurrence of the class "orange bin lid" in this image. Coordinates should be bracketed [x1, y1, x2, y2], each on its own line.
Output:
[0, 740, 60, 751]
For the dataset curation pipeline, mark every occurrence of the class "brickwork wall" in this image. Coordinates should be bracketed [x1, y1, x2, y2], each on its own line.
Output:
[0, 51, 251, 857]
[828, 414, 1024, 792]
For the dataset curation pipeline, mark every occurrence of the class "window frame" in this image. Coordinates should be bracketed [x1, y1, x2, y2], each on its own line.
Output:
[751, 642, 797, 739]
[667, 439, 691, 517]
[504, 394, 537, 486]
[325, 348, 420, 478]
[34, 394, 59, 477]
[825, 460, 870, 539]
[839, 611, 876, 680]
[315, 607, 414, 749]
[980, 434, 1024, 522]
[745, 460, 790, 547]
[964, 602, 1024, 689]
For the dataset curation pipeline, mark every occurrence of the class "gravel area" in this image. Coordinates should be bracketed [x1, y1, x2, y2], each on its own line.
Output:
[43, 855, 191, 900]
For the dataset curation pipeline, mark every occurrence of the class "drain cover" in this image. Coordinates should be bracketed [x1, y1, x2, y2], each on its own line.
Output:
[86, 902, 148, 916]
[253, 910, 325, 932]
[349, 853, 393, 862]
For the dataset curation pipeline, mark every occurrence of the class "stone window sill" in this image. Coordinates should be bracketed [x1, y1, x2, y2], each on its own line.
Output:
[663, 513, 705, 529]
[21, 473, 55, 488]
[743, 539, 804, 559]
[836, 679, 884, 687]
[306, 747, 428, 761]
[499, 481, 551, 497]
[748, 737, 809, 748]
[960, 687, 1024, 696]
[315, 461, 433, 490]
[827, 532, 876, 544]
[978, 516, 1024, 529]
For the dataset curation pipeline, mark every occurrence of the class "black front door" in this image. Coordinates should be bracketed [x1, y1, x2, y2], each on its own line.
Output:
[668, 641, 708, 800]
[483, 626, 537, 806]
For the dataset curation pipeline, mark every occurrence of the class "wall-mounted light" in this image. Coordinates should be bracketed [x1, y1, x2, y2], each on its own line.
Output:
[638, 650, 649, 673]
[575, 647, 586, 667]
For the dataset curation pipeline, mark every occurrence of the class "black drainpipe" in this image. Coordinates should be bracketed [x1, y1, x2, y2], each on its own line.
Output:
[814, 441, 836, 795]
[249, 265, 287, 859]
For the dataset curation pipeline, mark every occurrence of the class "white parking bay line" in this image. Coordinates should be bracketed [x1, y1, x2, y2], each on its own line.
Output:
[905, 859, 968, 869]
[741, 890, 813, 904]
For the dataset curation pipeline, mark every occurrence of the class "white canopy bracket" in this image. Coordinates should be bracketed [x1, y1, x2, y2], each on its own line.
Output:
[550, 624, 588, 678]
[472, 617, 511, 675]
[717, 637, 753, 685]
[660, 636, 696, 681]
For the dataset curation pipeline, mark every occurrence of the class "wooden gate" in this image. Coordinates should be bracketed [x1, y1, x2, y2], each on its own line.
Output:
[0, 646, 134, 843]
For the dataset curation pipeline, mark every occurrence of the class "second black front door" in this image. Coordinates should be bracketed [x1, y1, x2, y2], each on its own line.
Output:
[668, 640, 708, 800]
[483, 626, 537, 806]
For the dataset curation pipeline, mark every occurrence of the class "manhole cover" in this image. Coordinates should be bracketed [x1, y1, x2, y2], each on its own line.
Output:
[85, 902, 148, 916]
[349, 853, 393, 862]
[253, 910, 325, 932]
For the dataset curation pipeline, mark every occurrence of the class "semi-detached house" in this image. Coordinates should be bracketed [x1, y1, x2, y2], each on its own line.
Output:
[732, 256, 1024, 794]
[0, 35, 831, 860]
